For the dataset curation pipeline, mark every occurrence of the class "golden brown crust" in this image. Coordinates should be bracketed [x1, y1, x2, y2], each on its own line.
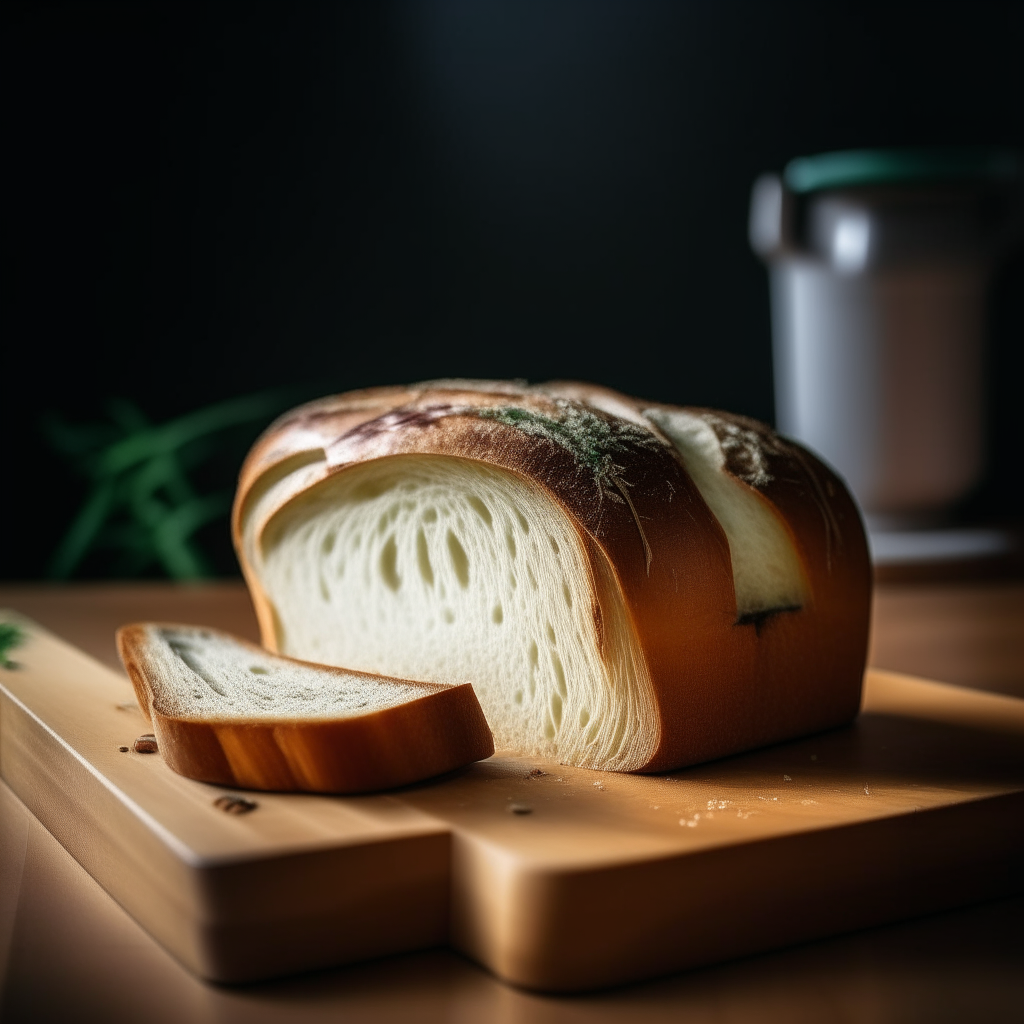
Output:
[625, 398, 872, 769]
[116, 623, 495, 793]
[233, 380, 871, 773]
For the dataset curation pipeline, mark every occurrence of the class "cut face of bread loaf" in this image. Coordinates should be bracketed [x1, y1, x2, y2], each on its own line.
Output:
[261, 455, 656, 772]
[117, 623, 494, 792]
[234, 380, 871, 773]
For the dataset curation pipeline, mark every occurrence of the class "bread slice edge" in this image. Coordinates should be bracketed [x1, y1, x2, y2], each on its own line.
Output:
[116, 622, 494, 793]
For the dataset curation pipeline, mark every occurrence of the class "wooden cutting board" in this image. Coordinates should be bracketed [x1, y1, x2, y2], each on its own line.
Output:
[1, 611, 1022, 992]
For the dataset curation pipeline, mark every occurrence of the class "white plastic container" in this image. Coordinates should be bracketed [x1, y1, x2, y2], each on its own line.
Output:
[751, 148, 1021, 534]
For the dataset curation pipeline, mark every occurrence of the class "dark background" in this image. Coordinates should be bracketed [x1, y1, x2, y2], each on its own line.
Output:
[4, 1, 1023, 579]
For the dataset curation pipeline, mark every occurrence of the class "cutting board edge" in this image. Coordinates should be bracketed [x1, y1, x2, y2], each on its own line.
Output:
[3, 609, 1024, 989]
[0, 680, 452, 982]
[449, 787, 1024, 992]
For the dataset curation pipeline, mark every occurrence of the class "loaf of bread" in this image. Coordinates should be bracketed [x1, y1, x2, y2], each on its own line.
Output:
[116, 622, 494, 792]
[233, 380, 871, 773]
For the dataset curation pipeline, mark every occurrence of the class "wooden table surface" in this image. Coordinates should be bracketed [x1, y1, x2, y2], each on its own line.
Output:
[1, 580, 1023, 1023]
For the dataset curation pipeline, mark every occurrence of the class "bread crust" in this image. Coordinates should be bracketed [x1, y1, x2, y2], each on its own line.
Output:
[233, 381, 871, 773]
[117, 623, 495, 793]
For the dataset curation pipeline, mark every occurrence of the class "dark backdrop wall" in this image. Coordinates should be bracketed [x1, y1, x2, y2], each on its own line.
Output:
[4, 1, 1023, 578]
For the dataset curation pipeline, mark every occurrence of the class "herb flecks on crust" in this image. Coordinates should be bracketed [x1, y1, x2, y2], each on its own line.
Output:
[479, 401, 663, 486]
[479, 401, 664, 572]
[697, 413, 779, 489]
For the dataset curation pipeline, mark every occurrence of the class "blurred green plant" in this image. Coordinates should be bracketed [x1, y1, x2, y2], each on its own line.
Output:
[44, 392, 292, 580]
[0, 622, 25, 669]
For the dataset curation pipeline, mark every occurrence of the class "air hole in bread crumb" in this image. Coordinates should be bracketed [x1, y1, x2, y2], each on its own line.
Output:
[351, 478, 396, 502]
[447, 531, 470, 587]
[380, 536, 401, 590]
[492, 603, 503, 624]
[505, 530, 517, 558]
[321, 531, 336, 555]
[416, 528, 434, 586]
[514, 689, 523, 704]
[514, 508, 530, 533]
[549, 536, 559, 553]
[249, 666, 269, 675]
[551, 652, 567, 696]
[550, 692, 563, 729]
[422, 508, 438, 523]
[443, 608, 455, 624]
[467, 496, 493, 528]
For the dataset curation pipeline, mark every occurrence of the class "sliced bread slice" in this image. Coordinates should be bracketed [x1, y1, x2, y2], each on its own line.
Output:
[116, 622, 494, 793]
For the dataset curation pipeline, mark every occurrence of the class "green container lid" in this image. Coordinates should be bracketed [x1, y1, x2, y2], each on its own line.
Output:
[784, 147, 1021, 194]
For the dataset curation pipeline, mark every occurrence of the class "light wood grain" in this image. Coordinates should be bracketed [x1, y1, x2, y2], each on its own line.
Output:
[0, 613, 451, 982]
[2, 611, 1022, 991]
[870, 581, 1024, 697]
[5, 781, 1019, 1024]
